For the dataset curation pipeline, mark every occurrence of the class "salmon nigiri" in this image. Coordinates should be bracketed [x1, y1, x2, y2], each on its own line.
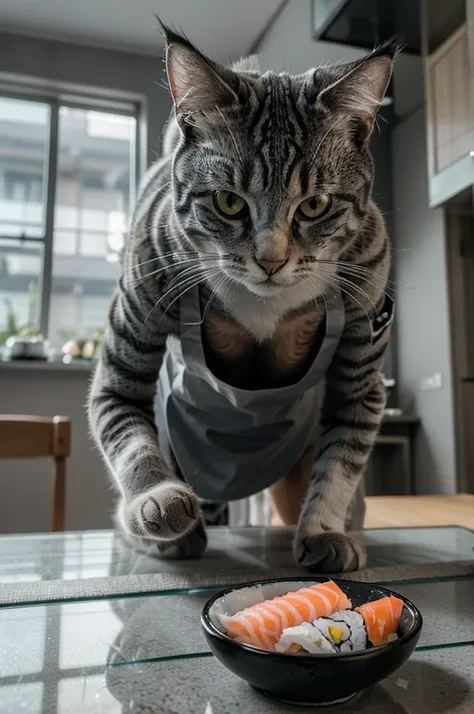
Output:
[220, 581, 351, 651]
[355, 596, 404, 647]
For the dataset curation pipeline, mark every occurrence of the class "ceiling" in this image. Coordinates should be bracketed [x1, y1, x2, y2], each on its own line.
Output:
[0, 0, 284, 61]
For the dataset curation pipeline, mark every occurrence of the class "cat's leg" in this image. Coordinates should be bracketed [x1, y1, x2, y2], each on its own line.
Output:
[115, 501, 207, 559]
[293, 245, 392, 574]
[115, 500, 228, 559]
[269, 449, 365, 533]
[293, 471, 368, 574]
[293, 379, 386, 574]
[115, 450, 208, 560]
[88, 288, 202, 555]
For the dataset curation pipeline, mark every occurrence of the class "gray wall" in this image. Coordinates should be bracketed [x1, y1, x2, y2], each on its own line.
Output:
[257, 0, 366, 72]
[0, 364, 110, 533]
[392, 108, 456, 493]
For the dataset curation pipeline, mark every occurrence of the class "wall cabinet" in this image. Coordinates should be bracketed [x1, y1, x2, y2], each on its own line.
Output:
[421, 0, 474, 206]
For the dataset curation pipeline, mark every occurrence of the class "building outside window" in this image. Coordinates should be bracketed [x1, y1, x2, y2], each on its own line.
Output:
[0, 92, 139, 352]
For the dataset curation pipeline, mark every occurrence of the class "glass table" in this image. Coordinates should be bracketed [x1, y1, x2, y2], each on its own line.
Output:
[0, 526, 473, 713]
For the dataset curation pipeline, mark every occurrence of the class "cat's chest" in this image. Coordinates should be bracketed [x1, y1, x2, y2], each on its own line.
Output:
[201, 303, 326, 390]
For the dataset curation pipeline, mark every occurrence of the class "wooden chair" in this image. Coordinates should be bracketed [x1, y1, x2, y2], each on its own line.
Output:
[0, 415, 71, 531]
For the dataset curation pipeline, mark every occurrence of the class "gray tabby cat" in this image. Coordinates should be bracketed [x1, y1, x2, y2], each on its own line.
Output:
[88, 25, 396, 573]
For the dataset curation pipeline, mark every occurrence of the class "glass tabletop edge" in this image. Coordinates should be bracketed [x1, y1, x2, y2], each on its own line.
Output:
[1, 573, 474, 611]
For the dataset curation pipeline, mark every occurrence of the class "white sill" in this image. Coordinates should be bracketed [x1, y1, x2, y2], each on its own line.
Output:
[0, 359, 95, 372]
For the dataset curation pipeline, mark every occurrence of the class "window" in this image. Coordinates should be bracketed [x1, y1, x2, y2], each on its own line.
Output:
[0, 97, 50, 240]
[0, 92, 140, 351]
[0, 240, 43, 344]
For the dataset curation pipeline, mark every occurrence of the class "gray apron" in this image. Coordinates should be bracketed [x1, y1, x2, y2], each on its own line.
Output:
[156, 286, 345, 503]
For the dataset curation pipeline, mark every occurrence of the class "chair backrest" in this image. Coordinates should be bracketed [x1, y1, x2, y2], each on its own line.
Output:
[0, 415, 71, 531]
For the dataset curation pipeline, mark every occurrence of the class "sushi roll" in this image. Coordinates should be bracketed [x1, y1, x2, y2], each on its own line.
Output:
[314, 596, 404, 651]
[313, 610, 367, 653]
[275, 622, 337, 654]
[221, 581, 352, 651]
[356, 596, 404, 647]
[275, 596, 404, 654]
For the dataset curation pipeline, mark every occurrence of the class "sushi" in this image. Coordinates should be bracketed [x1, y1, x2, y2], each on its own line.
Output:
[313, 609, 368, 653]
[275, 622, 337, 654]
[275, 610, 367, 654]
[356, 596, 404, 647]
[275, 595, 404, 654]
[220, 581, 352, 651]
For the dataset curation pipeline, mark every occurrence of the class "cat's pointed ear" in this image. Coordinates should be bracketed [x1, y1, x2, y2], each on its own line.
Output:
[159, 21, 238, 113]
[318, 40, 400, 138]
[232, 54, 261, 74]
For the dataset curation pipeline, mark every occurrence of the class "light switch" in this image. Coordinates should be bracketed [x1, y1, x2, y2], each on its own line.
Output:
[421, 373, 443, 391]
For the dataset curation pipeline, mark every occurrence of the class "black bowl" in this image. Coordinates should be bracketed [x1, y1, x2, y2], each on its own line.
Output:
[201, 577, 423, 707]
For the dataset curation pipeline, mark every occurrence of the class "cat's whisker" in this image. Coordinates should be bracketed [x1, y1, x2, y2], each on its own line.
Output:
[301, 277, 322, 312]
[219, 274, 240, 322]
[134, 257, 221, 287]
[337, 269, 396, 299]
[318, 268, 379, 309]
[186, 274, 225, 327]
[167, 260, 222, 289]
[221, 272, 241, 310]
[158, 266, 222, 308]
[317, 268, 378, 315]
[129, 249, 225, 277]
[310, 260, 397, 301]
[329, 282, 372, 327]
[308, 272, 372, 328]
[130, 251, 200, 272]
[331, 273, 378, 313]
[332, 262, 390, 282]
[336, 268, 396, 292]
[316, 259, 398, 290]
[198, 273, 229, 325]
[328, 265, 396, 300]
[315, 259, 396, 285]
[321, 290, 329, 321]
[144, 269, 207, 325]
[160, 269, 222, 322]
[336, 265, 395, 288]
[132, 257, 209, 285]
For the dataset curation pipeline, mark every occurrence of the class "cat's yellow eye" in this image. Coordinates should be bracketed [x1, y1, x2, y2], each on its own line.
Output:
[297, 194, 331, 221]
[213, 191, 249, 219]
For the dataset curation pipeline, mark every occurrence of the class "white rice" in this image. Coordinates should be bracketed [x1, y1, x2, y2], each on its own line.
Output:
[275, 622, 336, 654]
[315, 610, 367, 653]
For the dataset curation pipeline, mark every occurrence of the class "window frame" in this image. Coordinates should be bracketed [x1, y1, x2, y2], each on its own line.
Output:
[0, 82, 144, 338]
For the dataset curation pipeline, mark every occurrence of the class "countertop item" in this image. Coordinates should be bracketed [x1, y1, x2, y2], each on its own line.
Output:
[3, 334, 48, 360]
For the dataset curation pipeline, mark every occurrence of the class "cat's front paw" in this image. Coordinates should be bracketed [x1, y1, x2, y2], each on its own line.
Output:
[116, 516, 208, 560]
[293, 531, 367, 574]
[121, 483, 200, 542]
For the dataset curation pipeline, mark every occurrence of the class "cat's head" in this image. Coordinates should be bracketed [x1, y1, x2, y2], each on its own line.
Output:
[163, 24, 397, 298]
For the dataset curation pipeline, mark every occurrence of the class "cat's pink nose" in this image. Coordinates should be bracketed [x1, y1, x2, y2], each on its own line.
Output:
[255, 258, 288, 276]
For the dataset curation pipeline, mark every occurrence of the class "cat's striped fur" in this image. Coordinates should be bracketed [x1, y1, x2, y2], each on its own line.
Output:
[88, 27, 397, 572]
